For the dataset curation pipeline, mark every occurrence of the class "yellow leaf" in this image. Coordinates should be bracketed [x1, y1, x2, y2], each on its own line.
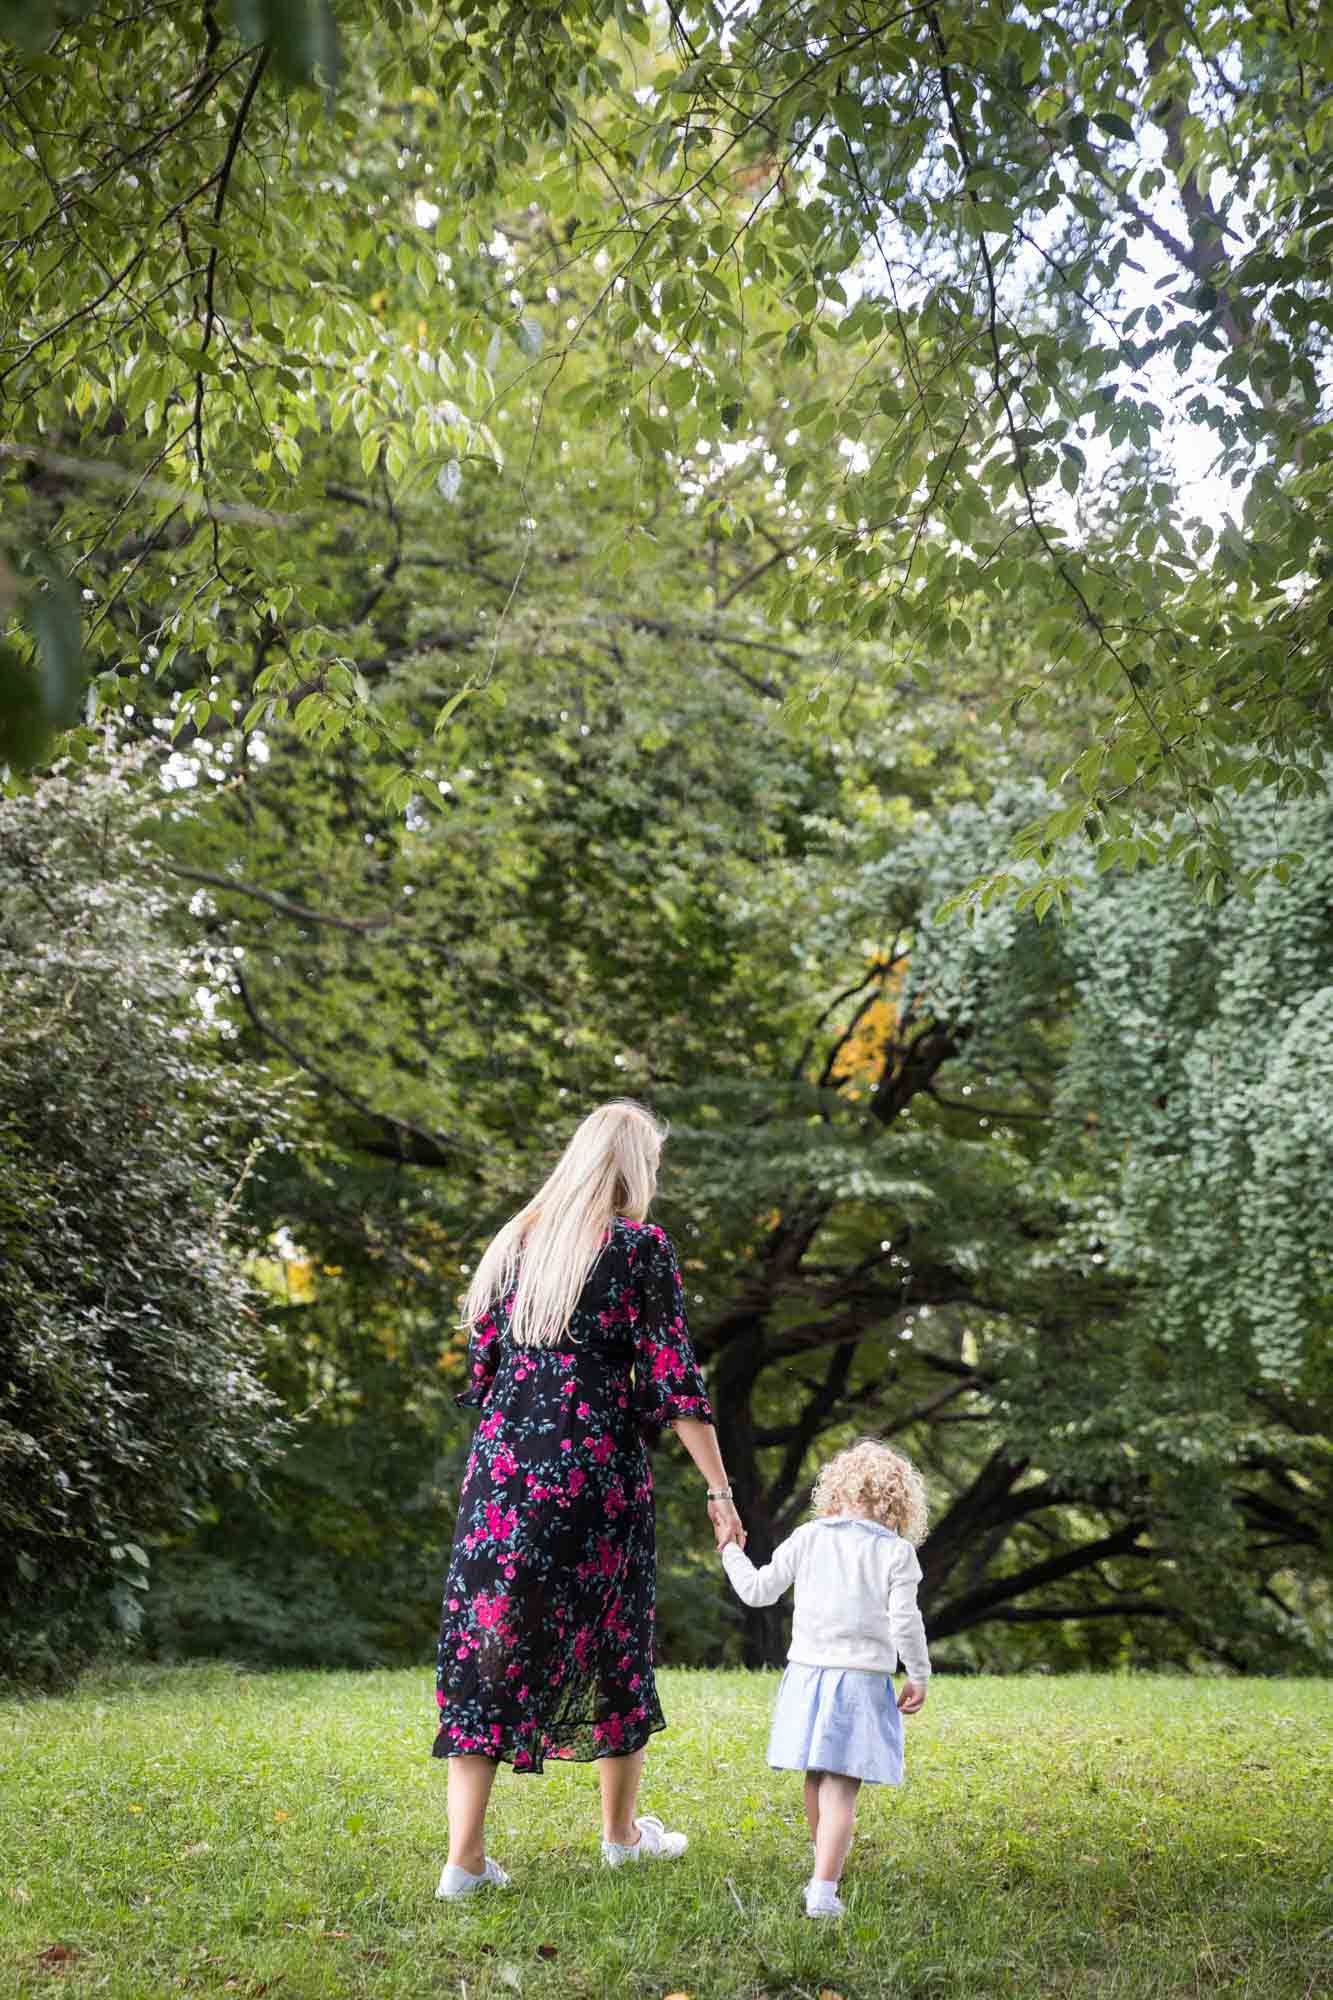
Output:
[272, 1810, 290, 1824]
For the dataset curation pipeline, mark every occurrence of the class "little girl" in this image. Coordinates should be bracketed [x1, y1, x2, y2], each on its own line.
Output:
[720, 1439, 930, 1919]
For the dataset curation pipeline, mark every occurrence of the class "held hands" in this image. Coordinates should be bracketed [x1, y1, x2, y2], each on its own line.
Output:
[708, 1493, 746, 1552]
[897, 1679, 928, 1714]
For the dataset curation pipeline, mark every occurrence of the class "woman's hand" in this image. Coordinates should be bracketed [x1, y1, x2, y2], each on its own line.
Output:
[708, 1494, 745, 1551]
[896, 1679, 928, 1714]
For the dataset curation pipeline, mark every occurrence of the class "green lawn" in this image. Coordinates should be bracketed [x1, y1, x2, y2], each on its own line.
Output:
[1, 1666, 1329, 2000]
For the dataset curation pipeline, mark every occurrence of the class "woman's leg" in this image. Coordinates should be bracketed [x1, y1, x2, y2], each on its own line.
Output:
[598, 1747, 646, 1846]
[812, 1772, 861, 1886]
[803, 1771, 821, 1842]
[446, 1754, 499, 1874]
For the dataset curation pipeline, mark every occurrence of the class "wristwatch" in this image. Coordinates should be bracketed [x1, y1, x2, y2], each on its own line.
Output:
[706, 1484, 734, 1503]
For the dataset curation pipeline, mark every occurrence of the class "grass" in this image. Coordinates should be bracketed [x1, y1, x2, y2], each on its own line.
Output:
[1, 1666, 1330, 2000]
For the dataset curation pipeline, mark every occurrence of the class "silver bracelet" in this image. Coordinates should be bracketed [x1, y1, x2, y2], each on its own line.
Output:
[706, 1483, 733, 1503]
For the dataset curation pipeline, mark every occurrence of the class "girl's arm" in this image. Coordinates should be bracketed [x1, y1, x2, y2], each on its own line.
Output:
[889, 1545, 931, 1687]
[673, 1415, 744, 1549]
[719, 1528, 803, 1608]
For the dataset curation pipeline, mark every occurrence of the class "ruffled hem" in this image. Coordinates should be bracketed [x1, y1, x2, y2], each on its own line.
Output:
[432, 1707, 665, 1773]
[632, 1389, 713, 1445]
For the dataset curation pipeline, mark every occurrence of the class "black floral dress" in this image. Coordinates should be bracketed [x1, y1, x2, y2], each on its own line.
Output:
[433, 1217, 713, 1772]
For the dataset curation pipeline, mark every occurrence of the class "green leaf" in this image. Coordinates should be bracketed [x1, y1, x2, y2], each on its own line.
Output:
[1092, 110, 1136, 143]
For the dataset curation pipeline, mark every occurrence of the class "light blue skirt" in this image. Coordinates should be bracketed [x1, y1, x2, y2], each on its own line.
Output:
[767, 1663, 905, 1786]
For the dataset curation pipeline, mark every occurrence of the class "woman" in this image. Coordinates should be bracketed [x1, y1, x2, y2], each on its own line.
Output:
[433, 1099, 743, 1899]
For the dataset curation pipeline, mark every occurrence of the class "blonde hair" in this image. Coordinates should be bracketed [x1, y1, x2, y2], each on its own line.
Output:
[810, 1439, 928, 1544]
[462, 1100, 666, 1347]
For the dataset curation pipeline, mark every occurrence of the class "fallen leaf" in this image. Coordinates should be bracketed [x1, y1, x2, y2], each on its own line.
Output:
[498, 1966, 523, 1993]
[663, 1992, 692, 1999]
[128, 1803, 145, 1815]
[11, 1884, 32, 1903]
[818, 1990, 847, 2000]
[536, 1943, 558, 1960]
[36, 1944, 78, 1968]
[271, 1810, 290, 1824]
[181, 1842, 212, 1859]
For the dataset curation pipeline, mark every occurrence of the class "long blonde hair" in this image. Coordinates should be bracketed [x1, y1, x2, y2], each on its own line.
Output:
[463, 1100, 667, 1347]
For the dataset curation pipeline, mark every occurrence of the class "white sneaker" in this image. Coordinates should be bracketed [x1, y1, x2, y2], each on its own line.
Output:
[601, 1814, 688, 1867]
[804, 1878, 847, 1920]
[435, 1856, 512, 1900]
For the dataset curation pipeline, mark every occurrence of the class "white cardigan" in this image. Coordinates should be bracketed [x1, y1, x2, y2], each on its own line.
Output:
[721, 1515, 931, 1681]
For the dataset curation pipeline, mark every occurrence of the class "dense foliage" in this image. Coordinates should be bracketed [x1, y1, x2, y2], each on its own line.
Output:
[0, 763, 285, 1680]
[1, 1, 1329, 1683]
[3, 1, 1333, 894]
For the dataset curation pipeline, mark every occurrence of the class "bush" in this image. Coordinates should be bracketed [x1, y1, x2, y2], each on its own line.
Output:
[0, 759, 285, 1681]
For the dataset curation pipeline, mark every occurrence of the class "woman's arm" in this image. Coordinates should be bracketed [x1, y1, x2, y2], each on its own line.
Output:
[672, 1415, 744, 1549]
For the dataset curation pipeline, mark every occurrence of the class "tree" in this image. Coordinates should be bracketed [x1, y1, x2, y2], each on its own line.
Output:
[0, 759, 286, 1680]
[145, 582, 1330, 1669]
[4, 2, 1332, 894]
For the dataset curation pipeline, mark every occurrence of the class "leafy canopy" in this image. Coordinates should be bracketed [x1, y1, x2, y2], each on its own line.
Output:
[3, 1, 1332, 895]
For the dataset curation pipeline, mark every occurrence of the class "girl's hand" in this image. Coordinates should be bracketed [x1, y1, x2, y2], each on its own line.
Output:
[897, 1679, 927, 1714]
[708, 1494, 745, 1551]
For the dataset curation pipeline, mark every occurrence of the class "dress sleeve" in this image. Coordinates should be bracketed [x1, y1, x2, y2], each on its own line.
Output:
[454, 1309, 502, 1411]
[889, 1542, 932, 1682]
[630, 1224, 714, 1441]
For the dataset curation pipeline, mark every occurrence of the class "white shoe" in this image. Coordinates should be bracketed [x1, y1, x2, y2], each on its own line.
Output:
[435, 1856, 512, 1900]
[601, 1814, 688, 1867]
[804, 1878, 847, 1919]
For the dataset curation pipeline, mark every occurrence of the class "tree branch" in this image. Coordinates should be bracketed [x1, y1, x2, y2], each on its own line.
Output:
[230, 964, 469, 1171]
[167, 863, 395, 933]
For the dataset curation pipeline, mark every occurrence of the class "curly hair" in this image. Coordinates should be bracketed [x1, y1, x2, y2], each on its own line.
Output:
[810, 1438, 928, 1544]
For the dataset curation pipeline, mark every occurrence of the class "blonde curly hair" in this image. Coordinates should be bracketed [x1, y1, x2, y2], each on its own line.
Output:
[810, 1438, 928, 1544]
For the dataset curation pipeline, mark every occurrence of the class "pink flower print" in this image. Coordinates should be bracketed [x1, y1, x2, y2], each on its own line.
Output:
[560, 1353, 575, 1370]
[456, 1647, 468, 1660]
[436, 1687, 446, 1708]
[560, 1439, 572, 1452]
[629, 1673, 642, 1691]
[590, 1435, 613, 1466]
[561, 1379, 576, 1397]
[596, 1536, 619, 1579]
[491, 1723, 503, 1745]
[479, 1411, 503, 1441]
[576, 1401, 592, 1420]
[504, 1565, 516, 1580]
[567, 1467, 586, 1497]
[491, 1447, 518, 1482]
[651, 1344, 683, 1383]
[574, 1625, 594, 1669]
[594, 1713, 625, 1750]
[605, 1479, 626, 1517]
[485, 1502, 517, 1541]
[475, 1592, 510, 1631]
[448, 1598, 460, 1611]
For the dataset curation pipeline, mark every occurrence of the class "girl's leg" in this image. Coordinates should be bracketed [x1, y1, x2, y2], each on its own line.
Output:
[803, 1771, 821, 1842]
[598, 1747, 646, 1846]
[446, 1754, 499, 1874]
[812, 1772, 861, 1887]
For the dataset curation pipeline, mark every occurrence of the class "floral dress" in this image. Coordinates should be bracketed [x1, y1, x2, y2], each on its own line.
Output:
[433, 1216, 713, 1772]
